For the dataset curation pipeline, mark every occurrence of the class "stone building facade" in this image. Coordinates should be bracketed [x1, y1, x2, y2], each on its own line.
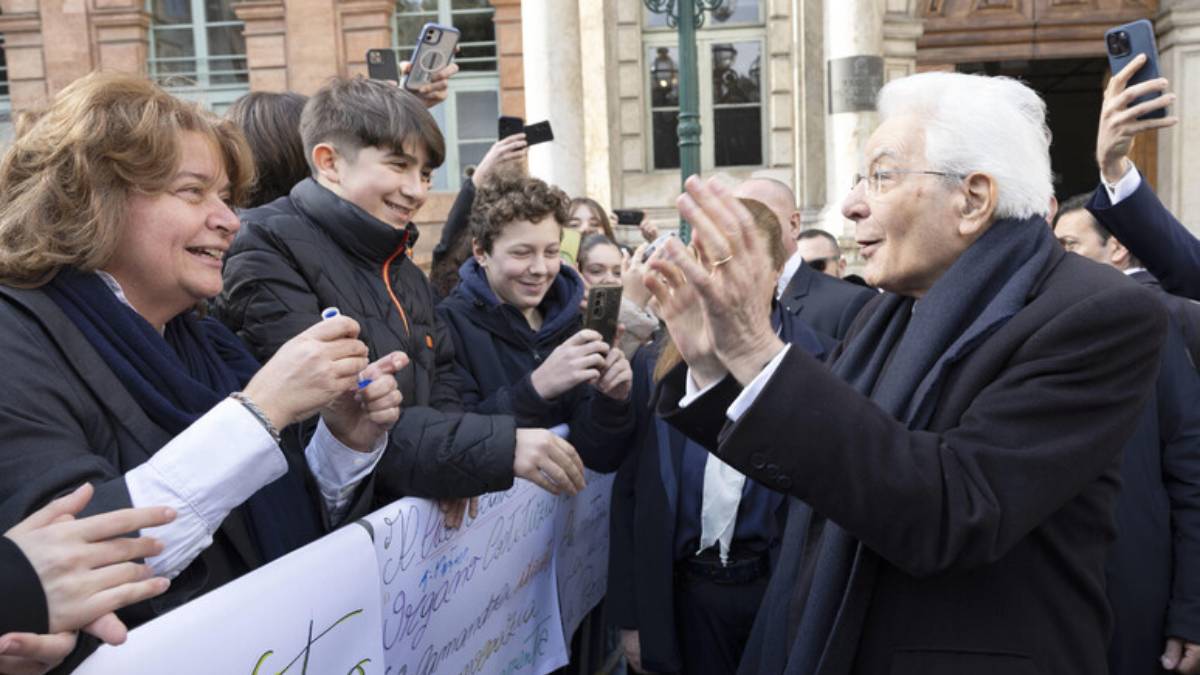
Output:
[0, 0, 1197, 265]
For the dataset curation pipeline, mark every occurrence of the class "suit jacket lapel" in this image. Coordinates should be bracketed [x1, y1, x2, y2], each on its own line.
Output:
[782, 263, 815, 317]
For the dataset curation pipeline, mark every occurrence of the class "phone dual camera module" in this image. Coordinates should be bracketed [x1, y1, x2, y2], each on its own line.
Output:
[1107, 30, 1131, 57]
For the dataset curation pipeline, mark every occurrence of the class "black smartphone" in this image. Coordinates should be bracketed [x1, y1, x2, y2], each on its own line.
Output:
[585, 285, 622, 345]
[366, 48, 400, 82]
[499, 115, 524, 140]
[613, 209, 644, 226]
[523, 120, 554, 146]
[404, 23, 460, 93]
[1105, 19, 1166, 121]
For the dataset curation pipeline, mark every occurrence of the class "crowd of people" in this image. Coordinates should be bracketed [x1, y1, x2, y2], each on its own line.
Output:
[0, 45, 1196, 675]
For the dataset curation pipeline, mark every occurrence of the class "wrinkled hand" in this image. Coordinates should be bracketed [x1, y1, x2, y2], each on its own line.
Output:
[530, 330, 609, 400]
[473, 133, 528, 188]
[5, 483, 174, 645]
[643, 243, 724, 388]
[664, 176, 784, 386]
[0, 632, 76, 675]
[322, 351, 409, 453]
[438, 497, 479, 530]
[1097, 53, 1177, 183]
[620, 629, 645, 673]
[243, 316, 369, 431]
[1164, 638, 1200, 674]
[596, 343, 632, 401]
[513, 429, 586, 496]
[399, 61, 460, 108]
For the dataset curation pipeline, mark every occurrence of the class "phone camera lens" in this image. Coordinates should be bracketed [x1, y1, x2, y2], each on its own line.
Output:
[1107, 31, 1131, 57]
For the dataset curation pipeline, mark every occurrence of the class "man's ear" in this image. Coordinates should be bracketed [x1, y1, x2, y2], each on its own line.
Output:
[958, 172, 998, 238]
[789, 211, 803, 240]
[1110, 238, 1133, 269]
[311, 143, 341, 184]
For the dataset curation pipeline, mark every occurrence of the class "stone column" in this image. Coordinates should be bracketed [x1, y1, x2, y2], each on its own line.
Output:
[520, 0, 585, 195]
[578, 0, 620, 209]
[338, 0, 393, 79]
[1156, 0, 1200, 231]
[819, 0, 884, 237]
[234, 0, 288, 92]
[283, 0, 340, 94]
[882, 0, 922, 81]
[791, 0, 825, 225]
[491, 0, 525, 117]
[0, 1, 48, 112]
[90, 0, 151, 78]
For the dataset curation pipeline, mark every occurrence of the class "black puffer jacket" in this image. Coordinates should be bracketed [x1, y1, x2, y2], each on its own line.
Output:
[215, 178, 517, 500]
[437, 259, 634, 472]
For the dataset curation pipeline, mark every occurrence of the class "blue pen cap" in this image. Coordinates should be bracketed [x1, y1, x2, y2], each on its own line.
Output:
[320, 307, 341, 320]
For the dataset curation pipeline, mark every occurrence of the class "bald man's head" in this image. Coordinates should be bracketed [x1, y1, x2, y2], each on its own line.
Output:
[733, 178, 801, 256]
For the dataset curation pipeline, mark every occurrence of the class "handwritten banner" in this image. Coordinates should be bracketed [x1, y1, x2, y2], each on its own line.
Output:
[75, 524, 384, 675]
[72, 475, 616, 675]
[554, 470, 615, 641]
[363, 481, 569, 675]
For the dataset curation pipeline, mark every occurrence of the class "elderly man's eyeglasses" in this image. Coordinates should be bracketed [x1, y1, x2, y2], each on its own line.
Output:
[851, 169, 965, 195]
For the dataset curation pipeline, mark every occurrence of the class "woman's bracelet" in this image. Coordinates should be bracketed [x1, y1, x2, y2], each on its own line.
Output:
[230, 391, 282, 445]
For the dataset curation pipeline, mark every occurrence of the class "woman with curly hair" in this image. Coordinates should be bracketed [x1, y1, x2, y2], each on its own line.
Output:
[0, 72, 403, 671]
[436, 173, 636, 475]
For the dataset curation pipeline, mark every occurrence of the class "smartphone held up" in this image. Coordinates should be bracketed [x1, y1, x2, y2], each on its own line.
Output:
[1104, 19, 1166, 121]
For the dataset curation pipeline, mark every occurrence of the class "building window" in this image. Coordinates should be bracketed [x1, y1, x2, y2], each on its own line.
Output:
[643, 1, 765, 170]
[395, 0, 499, 190]
[147, 0, 249, 112]
[0, 31, 12, 146]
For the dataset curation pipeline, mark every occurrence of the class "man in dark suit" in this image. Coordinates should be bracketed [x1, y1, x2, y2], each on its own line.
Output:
[1059, 193, 1200, 367]
[1054, 199, 1200, 674]
[733, 178, 875, 341]
[642, 71, 1167, 675]
[1084, 54, 1198, 304]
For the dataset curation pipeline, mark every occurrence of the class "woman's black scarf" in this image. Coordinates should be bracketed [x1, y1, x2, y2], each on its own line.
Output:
[741, 215, 1061, 675]
[44, 268, 322, 564]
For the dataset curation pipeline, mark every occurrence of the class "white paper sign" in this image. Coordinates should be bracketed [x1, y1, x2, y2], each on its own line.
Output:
[363, 481, 568, 675]
[75, 524, 384, 675]
[554, 469, 615, 642]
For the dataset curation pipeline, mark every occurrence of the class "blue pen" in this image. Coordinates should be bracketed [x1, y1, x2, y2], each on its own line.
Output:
[321, 307, 372, 389]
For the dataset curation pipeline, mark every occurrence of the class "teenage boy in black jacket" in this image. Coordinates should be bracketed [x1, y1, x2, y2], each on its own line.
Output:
[437, 173, 635, 474]
[217, 77, 585, 504]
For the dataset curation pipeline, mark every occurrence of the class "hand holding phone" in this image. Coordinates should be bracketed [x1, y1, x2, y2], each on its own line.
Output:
[584, 285, 623, 345]
[404, 23, 460, 93]
[1104, 20, 1165, 121]
[1097, 25, 1178, 183]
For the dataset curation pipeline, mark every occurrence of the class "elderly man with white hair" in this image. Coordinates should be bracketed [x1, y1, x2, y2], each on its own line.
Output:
[643, 72, 1168, 674]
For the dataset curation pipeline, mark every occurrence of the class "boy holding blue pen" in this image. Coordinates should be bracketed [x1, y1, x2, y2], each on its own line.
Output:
[216, 77, 587, 508]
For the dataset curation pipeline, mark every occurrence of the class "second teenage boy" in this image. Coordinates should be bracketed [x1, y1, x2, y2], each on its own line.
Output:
[216, 77, 589, 501]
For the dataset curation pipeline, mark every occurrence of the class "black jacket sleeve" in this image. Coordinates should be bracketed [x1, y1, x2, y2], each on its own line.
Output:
[661, 283, 1166, 577]
[1088, 178, 1200, 301]
[0, 536, 48, 635]
[563, 385, 635, 473]
[373, 406, 516, 500]
[1156, 321, 1200, 644]
[606, 451, 640, 630]
[433, 178, 475, 264]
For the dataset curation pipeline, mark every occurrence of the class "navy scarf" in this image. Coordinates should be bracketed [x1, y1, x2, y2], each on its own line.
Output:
[44, 269, 322, 563]
[741, 215, 1060, 675]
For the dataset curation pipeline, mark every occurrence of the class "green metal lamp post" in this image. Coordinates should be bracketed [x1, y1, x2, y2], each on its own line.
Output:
[643, 0, 726, 243]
